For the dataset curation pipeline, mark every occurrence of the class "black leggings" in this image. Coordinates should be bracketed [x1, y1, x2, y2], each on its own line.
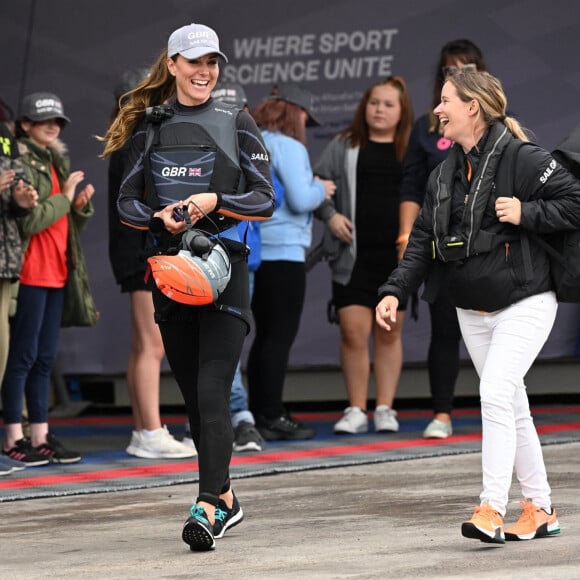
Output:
[247, 260, 306, 419]
[428, 291, 462, 415]
[154, 260, 249, 506]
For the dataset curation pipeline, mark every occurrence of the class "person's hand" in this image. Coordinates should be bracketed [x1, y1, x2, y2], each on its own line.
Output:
[73, 183, 95, 210]
[328, 213, 353, 244]
[153, 201, 188, 234]
[182, 193, 218, 224]
[12, 179, 38, 209]
[0, 169, 15, 190]
[375, 295, 399, 331]
[315, 176, 336, 200]
[495, 196, 521, 225]
[62, 171, 87, 203]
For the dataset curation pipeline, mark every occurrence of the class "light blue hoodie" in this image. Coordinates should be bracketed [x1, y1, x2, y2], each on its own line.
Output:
[260, 130, 326, 262]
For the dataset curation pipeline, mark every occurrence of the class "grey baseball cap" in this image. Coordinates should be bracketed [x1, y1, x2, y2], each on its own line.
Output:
[269, 83, 320, 126]
[211, 82, 248, 108]
[20, 92, 70, 124]
[167, 23, 228, 62]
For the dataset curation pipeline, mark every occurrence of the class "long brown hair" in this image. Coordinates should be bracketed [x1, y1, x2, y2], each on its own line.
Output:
[339, 76, 413, 161]
[251, 99, 307, 145]
[99, 50, 177, 158]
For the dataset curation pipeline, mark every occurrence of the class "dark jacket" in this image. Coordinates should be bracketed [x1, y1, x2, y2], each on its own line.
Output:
[118, 99, 274, 233]
[378, 123, 580, 312]
[17, 137, 94, 253]
[14, 137, 94, 320]
[0, 124, 29, 280]
[399, 114, 453, 207]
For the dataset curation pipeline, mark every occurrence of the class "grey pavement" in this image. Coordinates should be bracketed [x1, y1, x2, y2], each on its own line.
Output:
[1, 441, 579, 579]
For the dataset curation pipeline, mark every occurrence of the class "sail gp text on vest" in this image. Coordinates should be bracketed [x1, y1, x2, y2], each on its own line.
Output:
[540, 159, 557, 184]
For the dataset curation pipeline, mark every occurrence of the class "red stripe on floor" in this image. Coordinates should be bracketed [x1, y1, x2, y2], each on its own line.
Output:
[1, 421, 578, 491]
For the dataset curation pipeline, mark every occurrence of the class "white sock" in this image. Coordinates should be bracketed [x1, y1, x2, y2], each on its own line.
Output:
[141, 428, 163, 440]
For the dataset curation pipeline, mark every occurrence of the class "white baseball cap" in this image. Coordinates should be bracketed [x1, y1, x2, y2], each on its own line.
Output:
[167, 23, 228, 62]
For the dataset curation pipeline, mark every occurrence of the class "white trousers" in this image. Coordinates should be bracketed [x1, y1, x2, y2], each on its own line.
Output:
[457, 292, 557, 515]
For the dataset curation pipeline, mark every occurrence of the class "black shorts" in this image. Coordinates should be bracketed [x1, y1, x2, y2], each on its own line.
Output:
[332, 261, 407, 311]
[120, 272, 153, 293]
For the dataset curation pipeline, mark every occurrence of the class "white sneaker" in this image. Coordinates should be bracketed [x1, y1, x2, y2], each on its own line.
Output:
[423, 419, 452, 439]
[334, 407, 368, 434]
[127, 426, 197, 459]
[374, 405, 399, 432]
[126, 430, 142, 456]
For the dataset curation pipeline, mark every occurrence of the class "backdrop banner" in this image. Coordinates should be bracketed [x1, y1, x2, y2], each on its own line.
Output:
[3, 0, 580, 375]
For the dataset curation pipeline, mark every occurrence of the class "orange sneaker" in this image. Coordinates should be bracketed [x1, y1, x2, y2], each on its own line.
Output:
[505, 499, 560, 541]
[461, 502, 505, 544]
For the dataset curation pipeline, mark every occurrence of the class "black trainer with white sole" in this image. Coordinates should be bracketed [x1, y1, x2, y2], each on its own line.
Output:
[213, 491, 244, 539]
[182, 505, 216, 551]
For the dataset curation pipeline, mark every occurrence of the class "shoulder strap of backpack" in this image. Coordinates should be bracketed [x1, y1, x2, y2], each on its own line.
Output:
[504, 140, 536, 281]
[142, 121, 162, 208]
[510, 141, 572, 271]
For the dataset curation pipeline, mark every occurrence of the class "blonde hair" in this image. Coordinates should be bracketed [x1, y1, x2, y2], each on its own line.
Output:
[446, 71, 529, 142]
[99, 50, 177, 158]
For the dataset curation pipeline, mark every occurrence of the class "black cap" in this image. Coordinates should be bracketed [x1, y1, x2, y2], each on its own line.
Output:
[19, 92, 71, 124]
[211, 82, 248, 108]
[269, 83, 321, 126]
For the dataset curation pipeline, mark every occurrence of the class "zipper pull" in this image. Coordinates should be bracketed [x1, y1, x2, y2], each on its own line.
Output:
[505, 242, 510, 262]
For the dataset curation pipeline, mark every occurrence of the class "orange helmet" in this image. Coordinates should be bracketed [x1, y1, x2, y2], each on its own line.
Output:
[147, 245, 231, 306]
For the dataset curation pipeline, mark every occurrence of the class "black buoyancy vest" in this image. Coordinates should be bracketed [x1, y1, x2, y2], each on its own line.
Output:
[432, 125, 517, 262]
[145, 101, 244, 232]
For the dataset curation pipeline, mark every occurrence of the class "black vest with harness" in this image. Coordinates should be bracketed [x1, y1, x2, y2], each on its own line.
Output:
[143, 101, 253, 326]
[143, 100, 244, 235]
[421, 126, 537, 310]
[432, 125, 521, 263]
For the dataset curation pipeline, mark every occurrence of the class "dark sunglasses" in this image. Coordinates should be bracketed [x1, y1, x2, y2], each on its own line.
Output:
[442, 63, 477, 78]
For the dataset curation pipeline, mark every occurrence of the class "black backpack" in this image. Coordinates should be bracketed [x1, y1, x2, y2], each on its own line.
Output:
[509, 134, 580, 302]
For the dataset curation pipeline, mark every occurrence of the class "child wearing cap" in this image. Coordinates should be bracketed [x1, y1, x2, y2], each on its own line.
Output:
[1, 92, 95, 466]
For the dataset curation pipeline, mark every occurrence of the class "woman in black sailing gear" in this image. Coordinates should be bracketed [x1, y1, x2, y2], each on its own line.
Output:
[100, 23, 274, 551]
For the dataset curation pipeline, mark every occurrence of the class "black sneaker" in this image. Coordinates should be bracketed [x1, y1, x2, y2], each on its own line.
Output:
[182, 505, 216, 551]
[35, 433, 81, 464]
[213, 491, 244, 539]
[3, 438, 50, 466]
[256, 413, 316, 441]
[233, 421, 264, 452]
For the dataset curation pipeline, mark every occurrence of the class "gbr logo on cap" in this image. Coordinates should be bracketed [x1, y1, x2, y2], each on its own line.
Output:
[35, 98, 62, 111]
[188, 31, 211, 38]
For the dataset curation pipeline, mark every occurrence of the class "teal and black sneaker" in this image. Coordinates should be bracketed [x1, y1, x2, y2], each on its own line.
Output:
[182, 505, 215, 551]
[213, 491, 244, 539]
